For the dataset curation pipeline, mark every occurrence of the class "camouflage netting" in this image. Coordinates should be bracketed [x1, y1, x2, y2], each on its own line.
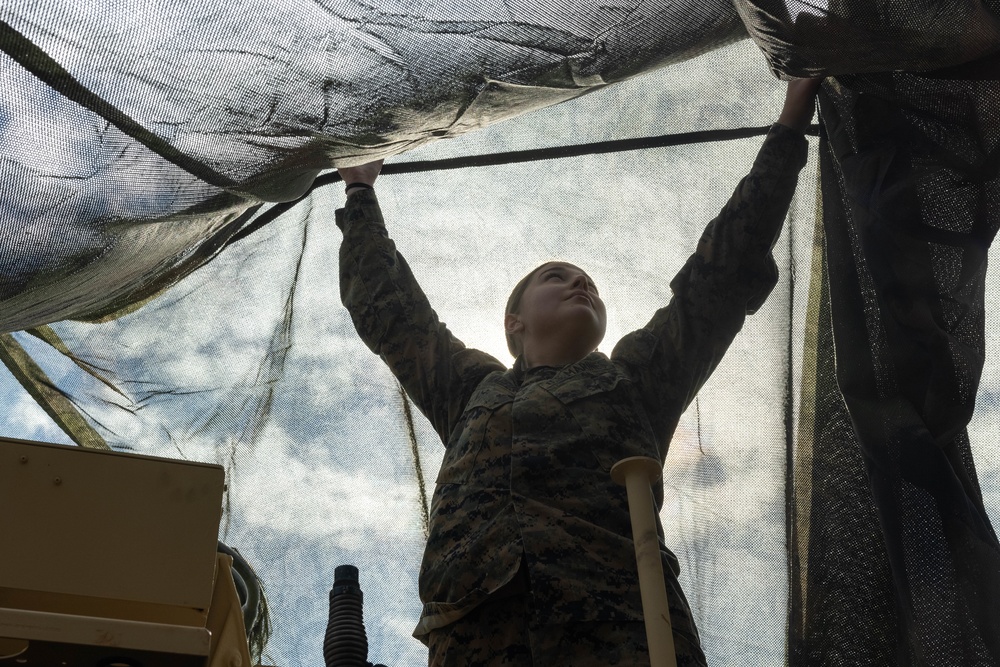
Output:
[1, 1, 998, 665]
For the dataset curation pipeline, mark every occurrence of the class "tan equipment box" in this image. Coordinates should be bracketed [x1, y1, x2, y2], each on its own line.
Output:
[0, 436, 238, 667]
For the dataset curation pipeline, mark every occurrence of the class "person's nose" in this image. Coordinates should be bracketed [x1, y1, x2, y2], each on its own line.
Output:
[571, 273, 587, 290]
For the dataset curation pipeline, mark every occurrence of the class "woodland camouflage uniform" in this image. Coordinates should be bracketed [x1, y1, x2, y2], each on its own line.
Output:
[336, 123, 808, 666]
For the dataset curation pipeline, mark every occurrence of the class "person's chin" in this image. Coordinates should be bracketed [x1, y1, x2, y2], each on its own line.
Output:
[565, 315, 604, 339]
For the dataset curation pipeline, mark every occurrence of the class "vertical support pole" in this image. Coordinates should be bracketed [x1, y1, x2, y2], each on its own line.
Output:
[611, 456, 676, 667]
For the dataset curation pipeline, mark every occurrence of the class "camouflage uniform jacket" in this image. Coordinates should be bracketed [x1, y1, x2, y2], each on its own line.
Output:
[336, 124, 808, 644]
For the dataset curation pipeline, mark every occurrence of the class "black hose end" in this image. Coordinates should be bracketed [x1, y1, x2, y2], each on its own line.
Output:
[334, 565, 360, 587]
[332, 564, 362, 598]
[325, 564, 369, 667]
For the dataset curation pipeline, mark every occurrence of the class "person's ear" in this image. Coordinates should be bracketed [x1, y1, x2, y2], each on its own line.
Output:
[504, 313, 523, 336]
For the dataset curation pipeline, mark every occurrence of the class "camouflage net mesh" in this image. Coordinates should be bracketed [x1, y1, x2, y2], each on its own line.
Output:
[1, 1, 998, 665]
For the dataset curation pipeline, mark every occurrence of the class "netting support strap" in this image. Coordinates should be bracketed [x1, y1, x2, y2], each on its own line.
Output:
[0, 330, 109, 449]
[0, 18, 236, 189]
[227, 123, 822, 247]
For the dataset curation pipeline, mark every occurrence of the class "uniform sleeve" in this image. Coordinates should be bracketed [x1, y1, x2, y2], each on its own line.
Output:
[612, 123, 809, 442]
[336, 189, 506, 443]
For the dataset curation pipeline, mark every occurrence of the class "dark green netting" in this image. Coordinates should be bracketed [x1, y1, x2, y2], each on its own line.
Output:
[800, 65, 1000, 664]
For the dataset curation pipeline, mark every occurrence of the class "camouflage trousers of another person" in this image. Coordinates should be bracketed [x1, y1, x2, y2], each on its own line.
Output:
[426, 566, 707, 667]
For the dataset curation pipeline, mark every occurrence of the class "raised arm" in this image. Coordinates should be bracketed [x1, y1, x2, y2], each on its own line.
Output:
[612, 80, 820, 444]
[778, 78, 823, 133]
[336, 161, 506, 442]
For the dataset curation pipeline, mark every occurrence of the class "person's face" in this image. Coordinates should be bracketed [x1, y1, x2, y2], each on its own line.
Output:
[510, 262, 607, 353]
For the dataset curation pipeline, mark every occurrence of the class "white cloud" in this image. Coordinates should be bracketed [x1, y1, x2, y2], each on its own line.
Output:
[2, 390, 72, 443]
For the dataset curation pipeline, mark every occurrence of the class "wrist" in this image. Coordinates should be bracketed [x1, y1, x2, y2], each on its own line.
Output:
[775, 118, 808, 134]
[776, 105, 812, 133]
[345, 182, 375, 196]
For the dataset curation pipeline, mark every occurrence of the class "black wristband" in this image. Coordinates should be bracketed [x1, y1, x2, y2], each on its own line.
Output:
[345, 182, 374, 193]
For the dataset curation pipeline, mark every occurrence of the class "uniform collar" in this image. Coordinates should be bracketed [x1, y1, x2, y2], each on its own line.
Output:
[511, 352, 608, 386]
[512, 355, 562, 385]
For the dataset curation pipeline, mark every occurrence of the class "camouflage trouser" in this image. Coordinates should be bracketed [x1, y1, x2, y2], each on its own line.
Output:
[426, 567, 707, 667]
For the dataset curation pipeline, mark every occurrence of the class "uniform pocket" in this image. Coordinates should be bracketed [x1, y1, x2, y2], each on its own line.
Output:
[546, 369, 660, 473]
[435, 414, 485, 485]
[435, 386, 511, 485]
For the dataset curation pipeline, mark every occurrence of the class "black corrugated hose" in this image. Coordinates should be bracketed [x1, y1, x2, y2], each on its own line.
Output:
[217, 541, 271, 664]
[324, 565, 388, 667]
